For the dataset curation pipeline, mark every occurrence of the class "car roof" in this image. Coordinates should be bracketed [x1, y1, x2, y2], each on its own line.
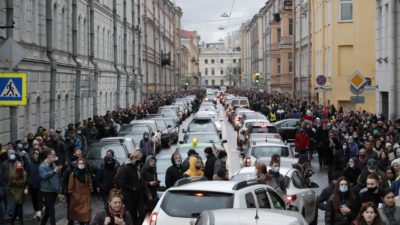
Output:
[194, 112, 212, 118]
[170, 181, 237, 193]
[155, 154, 172, 160]
[244, 119, 270, 124]
[235, 166, 291, 177]
[205, 208, 304, 225]
[100, 137, 132, 142]
[178, 142, 214, 148]
[130, 120, 155, 124]
[249, 142, 287, 147]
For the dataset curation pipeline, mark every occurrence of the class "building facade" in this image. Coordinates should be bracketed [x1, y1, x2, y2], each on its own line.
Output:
[311, 0, 376, 112]
[180, 29, 200, 89]
[0, 0, 181, 142]
[375, 0, 400, 121]
[199, 44, 241, 87]
[240, 23, 252, 88]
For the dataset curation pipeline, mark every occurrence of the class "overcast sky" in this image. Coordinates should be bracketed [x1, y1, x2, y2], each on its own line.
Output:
[174, 0, 267, 43]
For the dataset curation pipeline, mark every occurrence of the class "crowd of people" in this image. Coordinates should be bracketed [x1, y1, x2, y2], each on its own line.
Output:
[0, 87, 400, 225]
[0, 90, 204, 225]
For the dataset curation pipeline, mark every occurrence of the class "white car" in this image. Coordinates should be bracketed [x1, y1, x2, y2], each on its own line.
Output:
[241, 141, 292, 167]
[129, 120, 162, 151]
[149, 177, 287, 225]
[231, 166, 319, 225]
[237, 120, 280, 148]
[194, 208, 308, 225]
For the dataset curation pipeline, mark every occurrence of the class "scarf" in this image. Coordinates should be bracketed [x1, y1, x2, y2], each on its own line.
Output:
[382, 205, 399, 225]
[73, 167, 87, 183]
[108, 204, 125, 219]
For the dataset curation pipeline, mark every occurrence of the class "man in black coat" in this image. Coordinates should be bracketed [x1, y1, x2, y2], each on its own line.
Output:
[96, 156, 118, 207]
[165, 153, 184, 188]
[204, 147, 216, 180]
[46, 132, 66, 166]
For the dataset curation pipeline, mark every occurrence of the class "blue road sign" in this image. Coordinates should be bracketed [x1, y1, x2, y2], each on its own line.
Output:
[0, 73, 27, 106]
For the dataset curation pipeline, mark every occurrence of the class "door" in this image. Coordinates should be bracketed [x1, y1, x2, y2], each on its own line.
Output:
[254, 188, 271, 208]
[291, 171, 315, 222]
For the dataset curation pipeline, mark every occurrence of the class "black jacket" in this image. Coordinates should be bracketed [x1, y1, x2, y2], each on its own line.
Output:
[96, 165, 117, 194]
[165, 154, 183, 188]
[141, 167, 158, 199]
[46, 140, 66, 165]
[317, 185, 334, 210]
[204, 154, 216, 180]
[113, 163, 149, 199]
[343, 166, 361, 187]
[325, 194, 356, 225]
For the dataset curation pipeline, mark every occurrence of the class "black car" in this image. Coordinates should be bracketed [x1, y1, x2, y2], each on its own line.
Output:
[274, 119, 300, 142]
[151, 117, 179, 147]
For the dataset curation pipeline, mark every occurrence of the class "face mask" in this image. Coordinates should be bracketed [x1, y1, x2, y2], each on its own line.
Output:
[360, 154, 366, 159]
[367, 186, 377, 193]
[271, 167, 280, 173]
[175, 161, 181, 167]
[342, 145, 347, 150]
[9, 154, 16, 160]
[339, 186, 348, 193]
[144, 135, 149, 140]
[78, 164, 85, 170]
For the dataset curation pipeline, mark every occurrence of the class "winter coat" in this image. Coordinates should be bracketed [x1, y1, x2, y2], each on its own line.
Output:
[139, 133, 154, 156]
[39, 161, 60, 193]
[317, 185, 334, 210]
[96, 163, 117, 195]
[295, 132, 310, 152]
[141, 156, 159, 200]
[26, 159, 42, 189]
[378, 206, 400, 225]
[165, 154, 184, 188]
[67, 171, 93, 222]
[90, 209, 133, 225]
[325, 195, 356, 225]
[84, 125, 98, 144]
[184, 157, 204, 177]
[343, 166, 361, 187]
[333, 149, 350, 172]
[46, 140, 67, 165]
[10, 171, 27, 204]
[113, 163, 149, 200]
[204, 154, 217, 180]
[0, 159, 19, 190]
[213, 159, 226, 176]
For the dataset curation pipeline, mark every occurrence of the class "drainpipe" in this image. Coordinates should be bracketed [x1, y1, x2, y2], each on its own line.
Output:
[132, 0, 136, 104]
[391, 1, 398, 120]
[137, 0, 143, 103]
[153, 1, 157, 94]
[45, 0, 58, 128]
[72, 0, 81, 124]
[113, 0, 122, 108]
[144, 0, 149, 100]
[123, 0, 129, 107]
[307, 0, 312, 102]
[298, 4, 303, 100]
[89, 0, 99, 117]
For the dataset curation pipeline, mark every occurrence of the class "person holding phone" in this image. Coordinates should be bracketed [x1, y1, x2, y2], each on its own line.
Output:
[91, 189, 133, 225]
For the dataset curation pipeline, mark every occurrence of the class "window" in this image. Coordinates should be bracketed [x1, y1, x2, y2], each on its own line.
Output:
[220, 69, 223, 75]
[211, 68, 215, 75]
[277, 58, 281, 74]
[292, 171, 308, 189]
[288, 53, 293, 73]
[267, 189, 286, 210]
[205, 80, 209, 85]
[205, 59, 208, 64]
[255, 189, 271, 208]
[245, 193, 256, 208]
[220, 59, 224, 64]
[339, 0, 352, 21]
[277, 28, 281, 42]
[233, 59, 237, 63]
[220, 80, 224, 86]
[211, 80, 215, 86]
[289, 18, 293, 35]
[205, 68, 208, 75]
[233, 68, 237, 74]
[211, 59, 215, 64]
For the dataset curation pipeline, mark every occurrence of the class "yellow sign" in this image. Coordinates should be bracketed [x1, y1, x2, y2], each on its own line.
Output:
[348, 71, 366, 90]
[0, 73, 27, 106]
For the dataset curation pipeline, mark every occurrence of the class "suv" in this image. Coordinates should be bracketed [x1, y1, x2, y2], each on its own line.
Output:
[149, 178, 286, 225]
[231, 97, 250, 109]
[238, 121, 280, 148]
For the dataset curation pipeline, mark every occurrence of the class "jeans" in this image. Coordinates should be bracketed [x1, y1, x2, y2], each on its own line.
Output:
[30, 187, 42, 212]
[4, 189, 16, 214]
[12, 204, 23, 223]
[0, 201, 4, 225]
[40, 192, 57, 225]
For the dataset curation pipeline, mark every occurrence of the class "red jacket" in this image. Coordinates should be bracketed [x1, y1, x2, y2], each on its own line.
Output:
[295, 132, 310, 151]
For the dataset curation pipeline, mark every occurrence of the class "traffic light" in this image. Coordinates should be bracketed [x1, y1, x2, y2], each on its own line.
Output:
[255, 74, 259, 84]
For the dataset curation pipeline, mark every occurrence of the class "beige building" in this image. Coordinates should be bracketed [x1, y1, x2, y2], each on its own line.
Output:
[240, 23, 252, 88]
[241, 0, 294, 93]
[180, 30, 201, 89]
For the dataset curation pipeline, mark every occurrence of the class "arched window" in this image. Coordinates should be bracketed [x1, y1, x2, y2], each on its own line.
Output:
[53, 4, 58, 49]
[96, 25, 100, 57]
[35, 96, 41, 127]
[102, 28, 106, 59]
[61, 7, 66, 50]
[83, 18, 87, 55]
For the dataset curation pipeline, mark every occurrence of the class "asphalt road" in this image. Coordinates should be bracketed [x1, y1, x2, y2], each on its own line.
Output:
[17, 101, 329, 225]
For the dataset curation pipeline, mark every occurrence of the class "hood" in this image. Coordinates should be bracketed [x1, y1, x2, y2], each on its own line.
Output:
[143, 155, 156, 171]
[170, 152, 182, 166]
[184, 156, 204, 177]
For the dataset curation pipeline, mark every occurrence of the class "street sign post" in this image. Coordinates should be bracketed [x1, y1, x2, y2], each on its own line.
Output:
[0, 73, 27, 106]
[348, 71, 367, 91]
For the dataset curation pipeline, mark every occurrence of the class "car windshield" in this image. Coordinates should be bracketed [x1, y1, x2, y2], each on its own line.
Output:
[187, 134, 220, 143]
[251, 126, 278, 133]
[156, 159, 171, 174]
[161, 191, 234, 218]
[154, 120, 166, 129]
[162, 119, 176, 127]
[159, 109, 177, 117]
[231, 172, 256, 182]
[86, 144, 126, 159]
[251, 146, 289, 158]
[188, 122, 215, 132]
[240, 100, 249, 105]
[119, 125, 149, 136]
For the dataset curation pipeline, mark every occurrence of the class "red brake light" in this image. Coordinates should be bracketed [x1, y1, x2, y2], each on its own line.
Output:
[286, 195, 297, 204]
[193, 192, 204, 197]
[245, 157, 251, 167]
[150, 212, 158, 225]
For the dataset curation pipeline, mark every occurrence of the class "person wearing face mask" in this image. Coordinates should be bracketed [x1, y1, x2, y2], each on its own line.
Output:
[113, 151, 151, 225]
[39, 149, 62, 225]
[378, 188, 400, 225]
[26, 150, 43, 221]
[139, 132, 155, 160]
[356, 173, 383, 214]
[9, 162, 28, 225]
[184, 156, 204, 177]
[0, 150, 21, 217]
[21, 141, 31, 156]
[213, 151, 227, 180]
[203, 147, 217, 180]
[333, 141, 351, 176]
[67, 158, 93, 225]
[357, 149, 368, 169]
[377, 152, 389, 172]
[141, 156, 159, 212]
[357, 159, 387, 190]
[269, 159, 287, 195]
[344, 158, 361, 187]
[96, 156, 118, 207]
[165, 153, 184, 188]
[325, 177, 356, 225]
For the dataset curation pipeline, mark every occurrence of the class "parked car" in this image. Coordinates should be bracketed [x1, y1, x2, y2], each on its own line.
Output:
[130, 120, 162, 152]
[240, 141, 291, 167]
[150, 117, 179, 147]
[274, 119, 301, 143]
[98, 137, 136, 152]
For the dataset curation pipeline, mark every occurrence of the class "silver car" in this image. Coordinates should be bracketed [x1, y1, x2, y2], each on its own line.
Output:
[231, 166, 319, 225]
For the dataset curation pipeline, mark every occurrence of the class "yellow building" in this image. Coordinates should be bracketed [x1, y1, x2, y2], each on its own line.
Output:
[311, 0, 376, 112]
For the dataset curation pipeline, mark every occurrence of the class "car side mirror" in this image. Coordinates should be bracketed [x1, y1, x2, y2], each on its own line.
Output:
[222, 140, 227, 144]
[179, 141, 184, 144]
[158, 186, 167, 192]
[310, 182, 319, 188]
[167, 125, 172, 128]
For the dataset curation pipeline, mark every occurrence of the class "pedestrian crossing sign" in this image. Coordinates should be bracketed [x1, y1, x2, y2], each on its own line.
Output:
[0, 73, 27, 106]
